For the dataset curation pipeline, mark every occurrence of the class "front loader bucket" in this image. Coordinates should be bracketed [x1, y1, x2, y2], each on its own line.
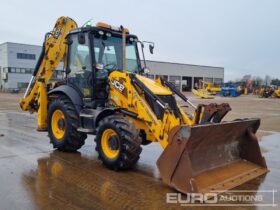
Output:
[157, 119, 268, 194]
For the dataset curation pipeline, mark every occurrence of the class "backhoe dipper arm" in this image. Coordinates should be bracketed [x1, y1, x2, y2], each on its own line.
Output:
[19, 16, 77, 130]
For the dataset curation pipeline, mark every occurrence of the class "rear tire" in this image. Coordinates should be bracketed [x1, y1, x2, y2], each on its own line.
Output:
[95, 115, 142, 170]
[47, 96, 86, 152]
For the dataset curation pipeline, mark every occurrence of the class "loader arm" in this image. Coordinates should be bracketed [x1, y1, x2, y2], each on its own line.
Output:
[108, 71, 233, 148]
[108, 71, 267, 195]
[19, 17, 77, 130]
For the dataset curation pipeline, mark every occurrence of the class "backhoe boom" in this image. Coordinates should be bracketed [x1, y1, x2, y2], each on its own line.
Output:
[20, 17, 77, 130]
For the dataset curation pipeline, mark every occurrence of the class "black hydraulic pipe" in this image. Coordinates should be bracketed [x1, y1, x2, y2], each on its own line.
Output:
[32, 45, 45, 76]
[119, 109, 138, 119]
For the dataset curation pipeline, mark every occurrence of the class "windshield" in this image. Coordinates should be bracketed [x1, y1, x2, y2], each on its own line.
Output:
[93, 35, 141, 73]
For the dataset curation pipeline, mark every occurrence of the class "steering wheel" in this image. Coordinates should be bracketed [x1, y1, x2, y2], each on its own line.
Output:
[85, 62, 117, 86]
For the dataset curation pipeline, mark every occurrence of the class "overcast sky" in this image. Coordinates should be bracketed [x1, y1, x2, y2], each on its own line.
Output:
[0, 0, 279, 81]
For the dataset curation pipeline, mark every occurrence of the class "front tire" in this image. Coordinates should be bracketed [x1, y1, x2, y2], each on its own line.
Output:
[47, 96, 86, 152]
[95, 115, 142, 170]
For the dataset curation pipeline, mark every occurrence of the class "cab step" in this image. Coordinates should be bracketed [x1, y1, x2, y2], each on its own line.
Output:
[77, 127, 94, 133]
[80, 113, 95, 118]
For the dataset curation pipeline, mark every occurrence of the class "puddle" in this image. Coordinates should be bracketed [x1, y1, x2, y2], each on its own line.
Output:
[0, 109, 279, 210]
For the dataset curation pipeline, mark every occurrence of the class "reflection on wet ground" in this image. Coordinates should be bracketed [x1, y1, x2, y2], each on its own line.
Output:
[0, 112, 279, 210]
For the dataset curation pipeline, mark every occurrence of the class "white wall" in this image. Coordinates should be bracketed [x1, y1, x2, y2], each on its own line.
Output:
[0, 43, 8, 88]
[2, 73, 31, 89]
[1, 42, 224, 90]
[0, 42, 64, 90]
[146, 60, 224, 79]
[7, 42, 41, 68]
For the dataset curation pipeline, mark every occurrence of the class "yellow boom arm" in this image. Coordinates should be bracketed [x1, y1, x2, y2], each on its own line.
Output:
[19, 17, 77, 130]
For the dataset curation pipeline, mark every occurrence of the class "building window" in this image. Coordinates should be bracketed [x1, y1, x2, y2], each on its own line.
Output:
[17, 53, 36, 60]
[26, 69, 32, 74]
[9, 67, 16, 73]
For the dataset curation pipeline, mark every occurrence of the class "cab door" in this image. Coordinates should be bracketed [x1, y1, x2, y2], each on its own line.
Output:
[67, 33, 93, 99]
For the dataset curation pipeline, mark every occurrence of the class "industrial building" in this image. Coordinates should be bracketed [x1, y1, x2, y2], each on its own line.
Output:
[0, 42, 63, 92]
[0, 42, 224, 92]
[145, 60, 224, 91]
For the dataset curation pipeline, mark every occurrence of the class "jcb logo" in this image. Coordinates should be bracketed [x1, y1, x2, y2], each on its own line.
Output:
[111, 79, 125, 92]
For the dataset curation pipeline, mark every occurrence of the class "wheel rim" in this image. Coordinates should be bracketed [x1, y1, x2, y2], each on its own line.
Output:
[101, 128, 120, 159]
[51, 109, 66, 140]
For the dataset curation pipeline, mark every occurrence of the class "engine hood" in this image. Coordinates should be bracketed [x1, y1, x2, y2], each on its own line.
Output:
[136, 74, 172, 95]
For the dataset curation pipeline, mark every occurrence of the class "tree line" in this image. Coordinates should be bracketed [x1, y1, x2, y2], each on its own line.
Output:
[229, 75, 280, 87]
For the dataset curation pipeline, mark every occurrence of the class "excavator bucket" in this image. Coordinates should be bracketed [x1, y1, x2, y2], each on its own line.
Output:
[157, 118, 268, 194]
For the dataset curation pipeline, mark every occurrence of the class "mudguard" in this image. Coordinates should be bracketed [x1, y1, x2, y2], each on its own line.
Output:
[48, 85, 83, 113]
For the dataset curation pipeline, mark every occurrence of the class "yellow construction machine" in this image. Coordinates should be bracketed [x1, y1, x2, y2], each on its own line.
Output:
[203, 80, 221, 95]
[20, 17, 268, 195]
[273, 87, 280, 98]
[192, 88, 214, 99]
[258, 86, 274, 98]
[192, 80, 216, 99]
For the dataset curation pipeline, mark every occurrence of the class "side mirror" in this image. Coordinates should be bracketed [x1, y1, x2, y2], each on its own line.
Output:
[149, 44, 154, 54]
[143, 67, 150, 74]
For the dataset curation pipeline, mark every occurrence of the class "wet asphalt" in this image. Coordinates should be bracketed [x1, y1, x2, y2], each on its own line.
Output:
[0, 111, 279, 210]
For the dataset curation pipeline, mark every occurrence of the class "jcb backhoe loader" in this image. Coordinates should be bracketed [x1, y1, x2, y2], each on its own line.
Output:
[20, 17, 268, 195]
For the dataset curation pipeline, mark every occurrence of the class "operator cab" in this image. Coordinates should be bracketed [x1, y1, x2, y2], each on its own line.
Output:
[65, 23, 141, 108]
